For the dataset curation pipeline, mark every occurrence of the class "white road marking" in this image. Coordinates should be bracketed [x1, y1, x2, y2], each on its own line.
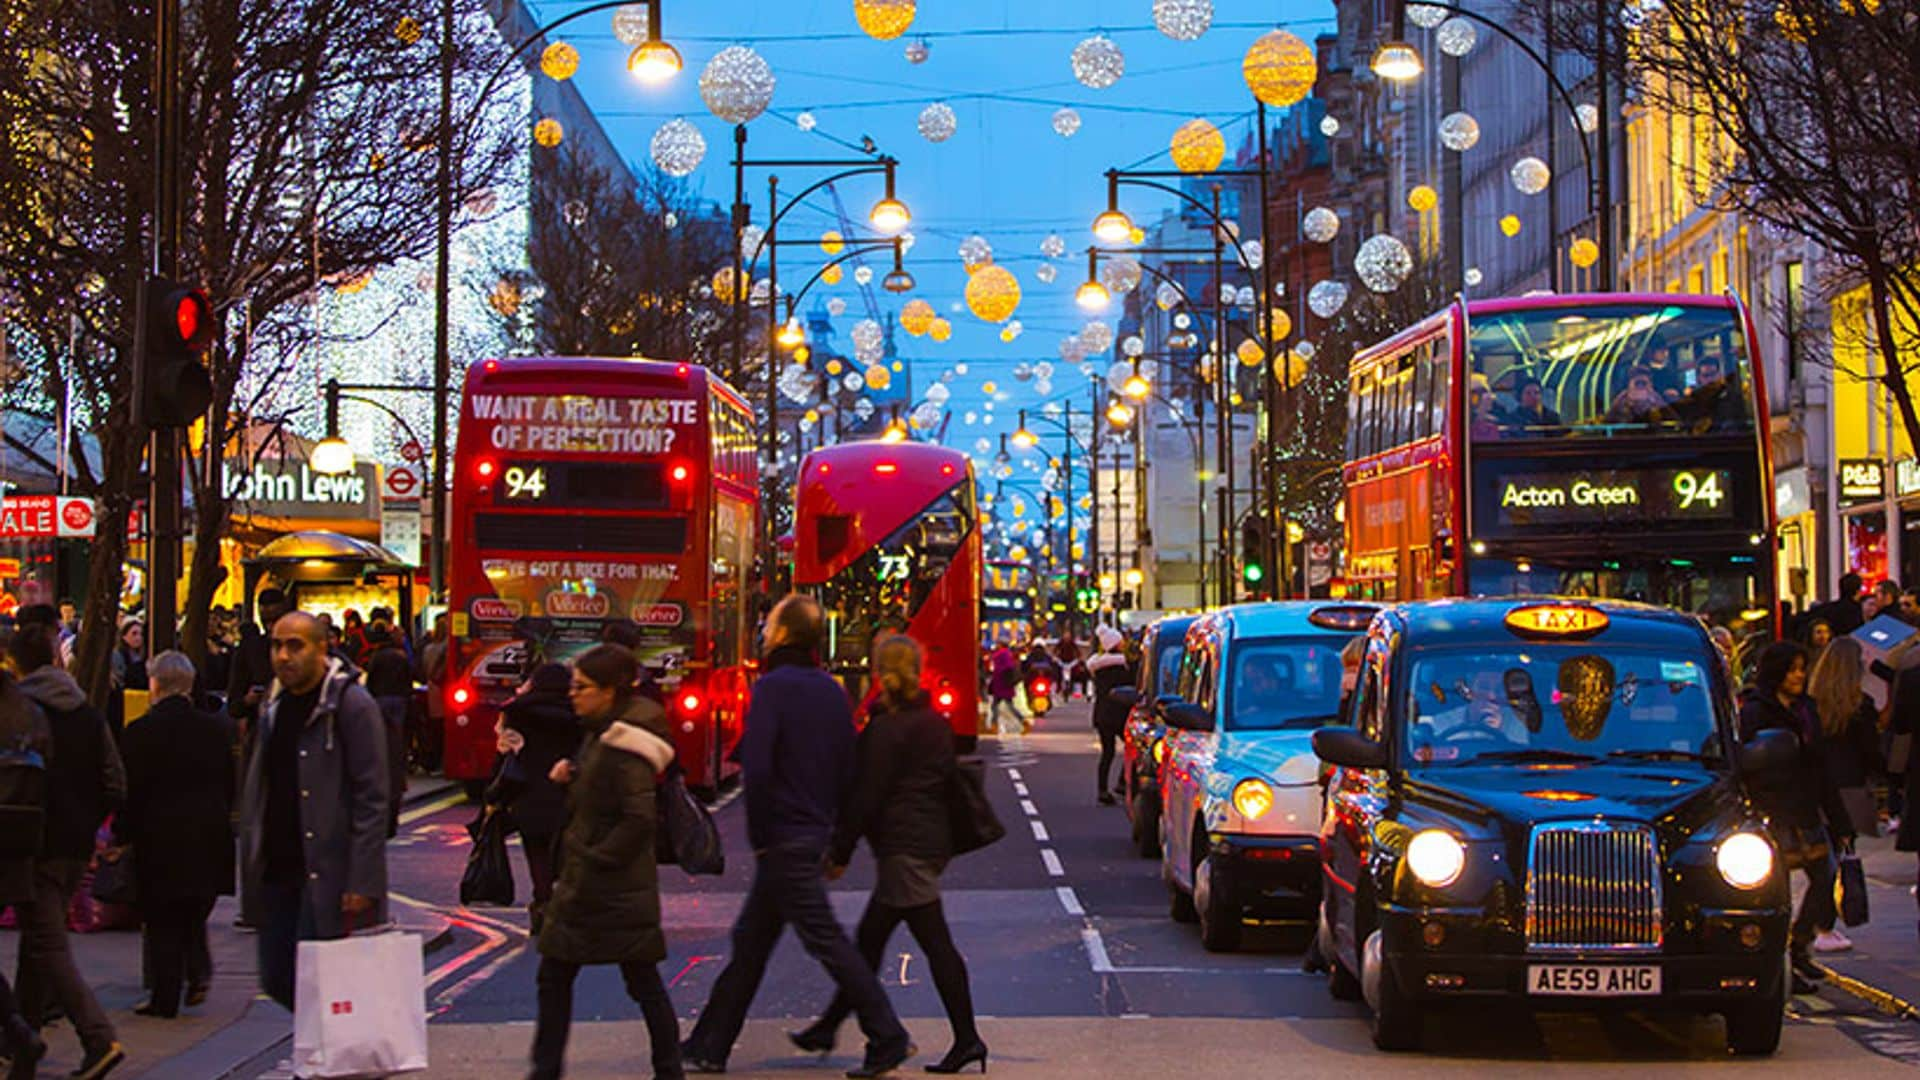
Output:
[1007, 769, 1022, 781]
[1055, 886, 1084, 915]
[1020, 799, 1039, 817]
[1030, 820, 1049, 842]
[1082, 926, 1116, 972]
[710, 787, 744, 812]
[397, 790, 466, 827]
[1078, 924, 1315, 977]
[1041, 848, 1064, 876]
[1014, 782, 1029, 796]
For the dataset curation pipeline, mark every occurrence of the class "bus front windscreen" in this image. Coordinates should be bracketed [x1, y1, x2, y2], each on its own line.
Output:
[816, 482, 974, 676]
[1467, 304, 1755, 441]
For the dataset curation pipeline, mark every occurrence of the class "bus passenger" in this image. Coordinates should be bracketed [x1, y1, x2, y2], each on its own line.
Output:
[1603, 366, 1680, 428]
[1677, 355, 1745, 433]
[1504, 376, 1565, 436]
[1468, 374, 1503, 440]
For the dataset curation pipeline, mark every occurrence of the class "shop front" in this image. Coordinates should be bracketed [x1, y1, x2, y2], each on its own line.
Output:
[0, 495, 98, 615]
[1838, 457, 1891, 587]
[241, 531, 415, 635]
[1897, 458, 1920, 590]
[220, 455, 425, 614]
[1774, 466, 1816, 617]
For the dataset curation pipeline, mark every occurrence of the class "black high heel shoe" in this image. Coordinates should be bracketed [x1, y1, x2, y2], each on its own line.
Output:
[924, 1041, 988, 1074]
[787, 1022, 837, 1055]
[846, 1041, 916, 1078]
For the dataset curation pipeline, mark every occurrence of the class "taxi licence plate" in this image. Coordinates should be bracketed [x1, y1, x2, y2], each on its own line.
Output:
[1526, 964, 1661, 997]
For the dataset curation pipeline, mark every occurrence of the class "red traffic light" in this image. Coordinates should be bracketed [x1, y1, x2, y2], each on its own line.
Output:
[174, 294, 201, 344]
[159, 285, 213, 350]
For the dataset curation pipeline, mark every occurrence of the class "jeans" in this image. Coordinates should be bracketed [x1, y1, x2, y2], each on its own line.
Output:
[258, 880, 321, 1011]
[1096, 728, 1119, 794]
[1790, 849, 1838, 955]
[531, 956, 680, 1079]
[143, 896, 217, 1016]
[15, 856, 116, 1055]
[683, 843, 907, 1064]
[811, 896, 977, 1049]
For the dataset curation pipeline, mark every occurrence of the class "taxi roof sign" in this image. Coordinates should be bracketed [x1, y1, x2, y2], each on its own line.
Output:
[1503, 603, 1610, 639]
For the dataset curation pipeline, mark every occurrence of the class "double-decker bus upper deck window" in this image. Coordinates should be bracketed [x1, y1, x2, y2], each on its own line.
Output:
[817, 481, 975, 674]
[1468, 304, 1754, 442]
[1412, 342, 1433, 441]
[1345, 376, 1362, 461]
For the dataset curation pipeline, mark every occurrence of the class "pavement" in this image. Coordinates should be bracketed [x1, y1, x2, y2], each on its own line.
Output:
[0, 774, 463, 1080]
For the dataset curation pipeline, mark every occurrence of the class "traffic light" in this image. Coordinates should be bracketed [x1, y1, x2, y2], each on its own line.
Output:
[135, 277, 215, 429]
[1241, 517, 1269, 587]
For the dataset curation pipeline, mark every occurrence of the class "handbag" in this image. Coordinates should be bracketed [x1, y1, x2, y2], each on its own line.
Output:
[292, 930, 429, 1078]
[1838, 850, 1871, 927]
[91, 847, 137, 907]
[947, 757, 1005, 856]
[657, 765, 724, 876]
[483, 751, 529, 809]
[458, 810, 515, 906]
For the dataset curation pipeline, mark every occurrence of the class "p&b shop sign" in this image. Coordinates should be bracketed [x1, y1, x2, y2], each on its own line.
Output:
[225, 459, 379, 522]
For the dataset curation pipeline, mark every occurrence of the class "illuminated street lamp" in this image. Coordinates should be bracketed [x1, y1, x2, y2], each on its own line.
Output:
[1370, 39, 1423, 81]
[881, 244, 916, 292]
[1075, 251, 1111, 312]
[869, 169, 911, 234]
[1123, 567, 1144, 588]
[1012, 410, 1039, 449]
[1106, 400, 1134, 427]
[624, 2, 682, 84]
[1122, 363, 1151, 402]
[310, 435, 355, 476]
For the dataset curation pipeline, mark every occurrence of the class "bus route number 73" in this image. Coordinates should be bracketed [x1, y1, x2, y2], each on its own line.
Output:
[876, 553, 911, 582]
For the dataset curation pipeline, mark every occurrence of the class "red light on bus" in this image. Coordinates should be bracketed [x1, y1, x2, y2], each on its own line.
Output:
[875, 462, 898, 474]
[678, 690, 705, 715]
[474, 458, 497, 482]
[670, 463, 690, 482]
[936, 690, 956, 710]
[675, 363, 689, 378]
[818, 463, 831, 475]
[451, 685, 472, 707]
[483, 359, 499, 373]
[941, 463, 954, 476]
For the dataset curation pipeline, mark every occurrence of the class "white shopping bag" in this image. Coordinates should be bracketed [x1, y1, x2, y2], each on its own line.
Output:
[292, 931, 429, 1078]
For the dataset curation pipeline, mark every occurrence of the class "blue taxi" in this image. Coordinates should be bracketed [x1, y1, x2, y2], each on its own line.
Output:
[1313, 599, 1795, 1053]
[1158, 602, 1375, 951]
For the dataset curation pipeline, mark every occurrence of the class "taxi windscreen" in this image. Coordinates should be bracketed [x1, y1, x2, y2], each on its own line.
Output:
[1404, 645, 1723, 767]
[1225, 637, 1345, 731]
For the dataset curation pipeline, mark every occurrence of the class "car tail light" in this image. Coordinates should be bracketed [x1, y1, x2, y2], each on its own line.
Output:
[450, 685, 472, 707]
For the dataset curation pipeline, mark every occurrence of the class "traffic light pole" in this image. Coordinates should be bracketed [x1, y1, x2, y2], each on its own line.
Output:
[145, 0, 185, 652]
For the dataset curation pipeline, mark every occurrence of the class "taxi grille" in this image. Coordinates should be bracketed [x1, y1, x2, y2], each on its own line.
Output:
[1524, 824, 1662, 951]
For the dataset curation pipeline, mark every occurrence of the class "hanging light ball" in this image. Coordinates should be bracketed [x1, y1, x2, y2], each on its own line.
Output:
[843, 372, 867, 393]
[533, 118, 564, 147]
[1303, 206, 1340, 244]
[1170, 117, 1226, 173]
[1000, 321, 1023, 343]
[1267, 307, 1293, 340]
[1122, 335, 1146, 358]
[1436, 17, 1478, 56]
[1052, 107, 1082, 137]
[926, 383, 951, 406]
[1243, 29, 1317, 108]
[1236, 338, 1266, 368]
[864, 363, 893, 391]
[852, 318, 885, 352]
[1061, 337, 1089, 364]
[1275, 347, 1310, 387]
[1439, 111, 1481, 152]
[1041, 233, 1068, 259]
[1099, 256, 1143, 296]
[1307, 279, 1349, 319]
[959, 234, 994, 270]
[1320, 115, 1341, 137]
[1577, 103, 1600, 134]
[649, 118, 706, 177]
[826, 358, 844, 376]
[917, 102, 958, 143]
[1408, 184, 1439, 213]
[1153, 0, 1214, 40]
[1154, 281, 1182, 311]
[1511, 156, 1552, 195]
[562, 201, 588, 229]
[1242, 239, 1264, 267]
[822, 264, 844, 286]
[749, 277, 773, 305]
[1234, 284, 1256, 308]
[1035, 263, 1058, 284]
[1465, 267, 1484, 286]
[905, 37, 930, 63]
[612, 5, 651, 45]
[900, 298, 937, 336]
[853, 0, 916, 40]
[699, 46, 776, 125]
[1355, 233, 1414, 293]
[1013, 361, 1034, 383]
[929, 316, 953, 342]
[796, 111, 818, 132]
[1080, 320, 1115, 353]
[1071, 34, 1126, 89]
[965, 265, 1022, 323]
[817, 230, 844, 256]
[710, 267, 739, 303]
[827, 296, 848, 316]
[1499, 214, 1523, 238]
[1407, 2, 1450, 28]
[1569, 237, 1601, 268]
[854, 266, 873, 286]
[853, 398, 876, 420]
[540, 42, 580, 81]
[395, 16, 424, 45]
[1129, 225, 1147, 245]
[738, 224, 764, 263]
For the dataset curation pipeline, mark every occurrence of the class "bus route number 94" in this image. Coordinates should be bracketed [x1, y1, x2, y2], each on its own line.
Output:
[504, 465, 547, 501]
[1671, 470, 1723, 512]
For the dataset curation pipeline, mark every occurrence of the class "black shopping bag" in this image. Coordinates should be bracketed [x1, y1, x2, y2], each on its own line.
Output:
[459, 811, 516, 907]
[91, 847, 137, 906]
[948, 757, 1005, 856]
[658, 766, 724, 876]
[1838, 853, 1871, 928]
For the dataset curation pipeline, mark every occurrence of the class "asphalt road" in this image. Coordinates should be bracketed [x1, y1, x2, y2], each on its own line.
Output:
[256, 699, 1920, 1078]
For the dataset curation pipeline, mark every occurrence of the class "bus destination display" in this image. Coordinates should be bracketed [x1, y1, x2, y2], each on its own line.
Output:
[1493, 468, 1734, 527]
[497, 461, 668, 510]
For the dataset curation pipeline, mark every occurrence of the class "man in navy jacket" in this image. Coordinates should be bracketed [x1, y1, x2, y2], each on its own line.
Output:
[683, 595, 911, 1076]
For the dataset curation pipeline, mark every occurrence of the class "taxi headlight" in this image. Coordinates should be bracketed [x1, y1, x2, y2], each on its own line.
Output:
[1151, 737, 1166, 766]
[1716, 831, 1774, 889]
[1406, 829, 1466, 888]
[1232, 778, 1273, 820]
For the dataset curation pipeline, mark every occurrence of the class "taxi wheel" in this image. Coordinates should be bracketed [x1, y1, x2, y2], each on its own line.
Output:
[1167, 878, 1198, 923]
[1195, 856, 1243, 952]
[1362, 931, 1421, 1051]
[1724, 959, 1786, 1056]
[1327, 955, 1363, 1001]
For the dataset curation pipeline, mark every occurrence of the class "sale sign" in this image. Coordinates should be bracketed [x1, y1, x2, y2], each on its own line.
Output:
[0, 496, 97, 539]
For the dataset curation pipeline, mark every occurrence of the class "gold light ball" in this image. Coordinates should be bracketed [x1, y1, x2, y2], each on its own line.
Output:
[821, 230, 845, 255]
[394, 17, 423, 45]
[710, 267, 739, 303]
[533, 118, 564, 148]
[900, 298, 937, 336]
[1408, 184, 1439, 213]
[1236, 338, 1264, 367]
[965, 265, 1023, 323]
[1569, 237, 1600, 268]
[1129, 225, 1147, 245]
[1274, 348, 1309, 386]
[1243, 30, 1316, 108]
[1269, 308, 1293, 341]
[821, 264, 843, 285]
[488, 278, 523, 317]
[540, 42, 580, 82]
[930, 317, 953, 342]
[826, 358, 844, 376]
[981, 379, 997, 394]
[1170, 118, 1226, 173]
[1500, 213, 1522, 238]
[865, 363, 892, 390]
[854, 0, 916, 40]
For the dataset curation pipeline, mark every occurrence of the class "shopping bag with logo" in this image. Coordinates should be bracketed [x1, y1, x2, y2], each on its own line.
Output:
[292, 930, 428, 1078]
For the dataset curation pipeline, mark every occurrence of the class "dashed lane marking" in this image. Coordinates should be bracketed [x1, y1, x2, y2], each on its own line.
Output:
[1056, 886, 1084, 915]
[1014, 782, 1030, 796]
[1007, 769, 1022, 781]
[1020, 799, 1039, 817]
[1031, 820, 1050, 842]
[1041, 848, 1064, 877]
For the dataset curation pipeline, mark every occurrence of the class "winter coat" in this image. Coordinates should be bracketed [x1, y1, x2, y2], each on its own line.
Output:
[987, 648, 1019, 701]
[1815, 693, 1881, 791]
[830, 695, 955, 866]
[736, 646, 857, 853]
[537, 698, 673, 966]
[1089, 652, 1136, 735]
[501, 687, 581, 841]
[1738, 690, 1854, 857]
[239, 657, 391, 939]
[115, 694, 235, 901]
[227, 621, 273, 723]
[363, 641, 413, 699]
[0, 690, 52, 906]
[20, 666, 126, 861]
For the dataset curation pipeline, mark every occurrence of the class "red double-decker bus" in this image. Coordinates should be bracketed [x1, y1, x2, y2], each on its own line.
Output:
[794, 442, 982, 749]
[1342, 293, 1777, 667]
[446, 357, 758, 794]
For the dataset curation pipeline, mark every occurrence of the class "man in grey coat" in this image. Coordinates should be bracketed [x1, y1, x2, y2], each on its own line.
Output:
[239, 611, 389, 1011]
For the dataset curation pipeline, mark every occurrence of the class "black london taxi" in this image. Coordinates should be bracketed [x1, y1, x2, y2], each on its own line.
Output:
[1110, 615, 1197, 858]
[1311, 598, 1797, 1054]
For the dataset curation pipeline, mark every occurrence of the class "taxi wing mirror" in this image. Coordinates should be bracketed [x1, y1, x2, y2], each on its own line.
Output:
[1165, 702, 1215, 734]
[1737, 729, 1797, 776]
[1110, 686, 1140, 710]
[1314, 727, 1388, 770]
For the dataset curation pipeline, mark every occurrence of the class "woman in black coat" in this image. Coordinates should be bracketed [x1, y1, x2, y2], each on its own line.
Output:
[495, 663, 580, 930]
[792, 635, 985, 1075]
[114, 652, 235, 1018]
[1738, 641, 1854, 989]
[0, 671, 50, 1066]
[528, 645, 680, 1080]
[1089, 625, 1137, 805]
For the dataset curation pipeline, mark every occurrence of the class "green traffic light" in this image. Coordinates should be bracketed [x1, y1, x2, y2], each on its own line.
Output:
[1243, 563, 1265, 584]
